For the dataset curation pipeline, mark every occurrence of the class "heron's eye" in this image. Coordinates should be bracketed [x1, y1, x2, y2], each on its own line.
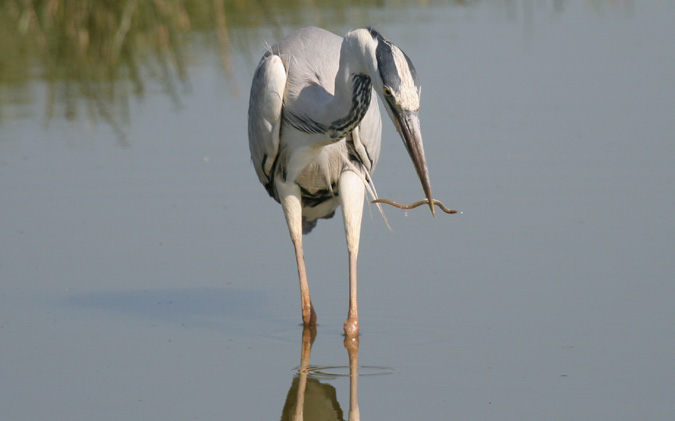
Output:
[383, 87, 393, 97]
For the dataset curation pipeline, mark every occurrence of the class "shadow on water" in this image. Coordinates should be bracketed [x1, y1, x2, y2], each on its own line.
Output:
[282, 327, 357, 421]
[68, 287, 265, 329]
[281, 327, 394, 421]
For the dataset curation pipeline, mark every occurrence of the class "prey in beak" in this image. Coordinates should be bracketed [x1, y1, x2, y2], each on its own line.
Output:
[375, 106, 457, 215]
[392, 109, 435, 216]
[370, 28, 456, 216]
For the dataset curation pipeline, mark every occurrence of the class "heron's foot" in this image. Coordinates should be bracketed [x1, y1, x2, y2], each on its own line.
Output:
[302, 305, 317, 326]
[343, 317, 359, 337]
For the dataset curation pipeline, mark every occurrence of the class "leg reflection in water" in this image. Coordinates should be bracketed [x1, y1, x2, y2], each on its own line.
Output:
[280, 327, 360, 421]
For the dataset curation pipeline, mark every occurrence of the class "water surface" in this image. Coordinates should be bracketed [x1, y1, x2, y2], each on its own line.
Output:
[1, 1, 674, 419]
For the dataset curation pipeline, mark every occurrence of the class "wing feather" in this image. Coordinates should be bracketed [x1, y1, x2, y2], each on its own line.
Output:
[248, 53, 287, 194]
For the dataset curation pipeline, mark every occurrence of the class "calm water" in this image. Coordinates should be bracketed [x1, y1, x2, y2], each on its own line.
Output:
[2, 1, 674, 419]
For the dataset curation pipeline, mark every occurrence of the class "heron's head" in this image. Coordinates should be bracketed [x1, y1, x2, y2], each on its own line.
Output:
[367, 28, 434, 215]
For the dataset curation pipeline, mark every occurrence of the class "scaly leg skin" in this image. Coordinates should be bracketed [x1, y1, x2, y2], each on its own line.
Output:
[344, 335, 360, 421]
[292, 236, 317, 326]
[340, 171, 365, 337]
[279, 181, 317, 326]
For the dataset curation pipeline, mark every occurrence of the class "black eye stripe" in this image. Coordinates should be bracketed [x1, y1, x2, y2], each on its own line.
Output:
[369, 28, 420, 96]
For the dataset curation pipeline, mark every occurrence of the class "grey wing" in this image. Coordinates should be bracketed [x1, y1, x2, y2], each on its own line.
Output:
[248, 53, 287, 196]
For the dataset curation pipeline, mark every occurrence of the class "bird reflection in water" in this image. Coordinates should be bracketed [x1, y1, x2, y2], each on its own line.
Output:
[281, 327, 361, 421]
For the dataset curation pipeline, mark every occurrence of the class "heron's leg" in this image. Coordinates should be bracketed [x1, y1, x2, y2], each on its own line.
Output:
[344, 335, 360, 421]
[279, 182, 317, 326]
[339, 170, 365, 337]
[294, 326, 317, 419]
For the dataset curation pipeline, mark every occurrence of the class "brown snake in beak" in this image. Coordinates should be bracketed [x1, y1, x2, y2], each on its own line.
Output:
[372, 198, 458, 214]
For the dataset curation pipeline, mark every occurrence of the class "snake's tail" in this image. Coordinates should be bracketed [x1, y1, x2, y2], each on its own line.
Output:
[372, 198, 458, 214]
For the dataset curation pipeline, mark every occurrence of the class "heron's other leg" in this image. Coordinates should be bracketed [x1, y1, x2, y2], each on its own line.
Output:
[279, 182, 317, 326]
[339, 170, 365, 337]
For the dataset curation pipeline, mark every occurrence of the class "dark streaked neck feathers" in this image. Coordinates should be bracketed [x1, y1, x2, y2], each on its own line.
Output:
[285, 29, 378, 140]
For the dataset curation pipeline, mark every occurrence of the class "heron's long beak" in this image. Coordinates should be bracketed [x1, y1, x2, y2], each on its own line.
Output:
[394, 109, 435, 216]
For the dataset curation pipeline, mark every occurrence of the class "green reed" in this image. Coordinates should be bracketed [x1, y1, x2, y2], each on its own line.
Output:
[0, 0, 428, 130]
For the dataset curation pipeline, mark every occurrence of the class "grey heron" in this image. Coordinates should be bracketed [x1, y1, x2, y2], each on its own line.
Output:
[248, 26, 436, 336]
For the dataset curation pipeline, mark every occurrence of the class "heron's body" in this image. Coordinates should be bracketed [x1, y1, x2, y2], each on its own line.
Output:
[250, 27, 382, 231]
[248, 27, 434, 336]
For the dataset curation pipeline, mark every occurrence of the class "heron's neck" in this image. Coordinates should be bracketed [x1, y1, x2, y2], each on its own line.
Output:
[325, 71, 372, 140]
[320, 34, 377, 140]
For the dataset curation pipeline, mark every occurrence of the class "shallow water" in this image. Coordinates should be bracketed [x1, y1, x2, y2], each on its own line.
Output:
[2, 1, 674, 419]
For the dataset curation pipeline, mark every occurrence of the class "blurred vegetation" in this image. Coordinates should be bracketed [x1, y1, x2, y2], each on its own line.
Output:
[0, 0, 425, 132]
[0, 0, 628, 133]
[1, 0, 187, 131]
